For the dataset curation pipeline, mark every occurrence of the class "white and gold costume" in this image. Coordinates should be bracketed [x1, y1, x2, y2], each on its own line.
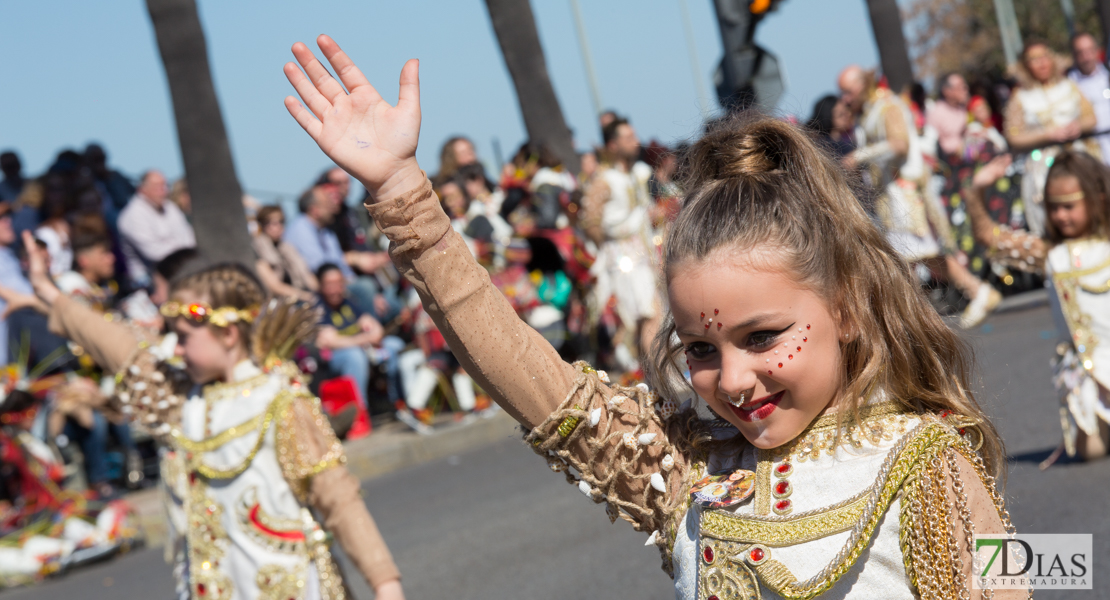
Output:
[1047, 238, 1110, 455]
[856, 89, 952, 263]
[1007, 79, 1100, 236]
[46, 296, 400, 600]
[583, 162, 660, 327]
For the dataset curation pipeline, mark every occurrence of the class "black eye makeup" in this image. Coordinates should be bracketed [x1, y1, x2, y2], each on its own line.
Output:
[747, 322, 795, 350]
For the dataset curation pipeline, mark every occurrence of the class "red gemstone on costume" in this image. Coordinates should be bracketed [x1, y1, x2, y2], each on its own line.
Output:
[197, 583, 207, 596]
[774, 481, 790, 495]
[749, 547, 765, 562]
[703, 546, 715, 563]
[709, 596, 720, 600]
[776, 463, 791, 474]
[778, 363, 783, 368]
[775, 499, 792, 511]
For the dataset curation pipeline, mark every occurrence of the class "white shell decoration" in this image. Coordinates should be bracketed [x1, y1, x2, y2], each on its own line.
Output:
[608, 395, 628, 408]
[650, 472, 667, 492]
[622, 433, 637, 449]
[133, 382, 147, 391]
[129, 365, 141, 375]
[597, 370, 610, 383]
[589, 407, 602, 427]
[637, 433, 657, 446]
[578, 480, 593, 496]
[140, 396, 152, 406]
[645, 530, 659, 546]
[605, 503, 619, 523]
[151, 371, 165, 383]
[657, 398, 678, 420]
[661, 454, 675, 471]
[156, 401, 168, 410]
[636, 382, 650, 392]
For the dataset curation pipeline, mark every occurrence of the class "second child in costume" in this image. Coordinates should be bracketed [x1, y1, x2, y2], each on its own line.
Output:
[20, 238, 405, 600]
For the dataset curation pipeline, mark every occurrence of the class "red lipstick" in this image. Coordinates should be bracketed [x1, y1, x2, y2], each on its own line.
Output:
[728, 391, 785, 422]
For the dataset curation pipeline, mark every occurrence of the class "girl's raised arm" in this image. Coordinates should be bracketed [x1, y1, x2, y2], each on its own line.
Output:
[284, 37, 687, 549]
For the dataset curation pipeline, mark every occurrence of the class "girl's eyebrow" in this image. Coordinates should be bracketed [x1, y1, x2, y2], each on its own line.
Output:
[676, 312, 789, 337]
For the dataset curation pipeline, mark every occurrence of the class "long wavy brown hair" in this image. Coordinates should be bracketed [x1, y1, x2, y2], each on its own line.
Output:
[646, 114, 1005, 479]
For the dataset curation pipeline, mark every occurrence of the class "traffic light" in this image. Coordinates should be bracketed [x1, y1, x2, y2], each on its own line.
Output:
[712, 0, 784, 112]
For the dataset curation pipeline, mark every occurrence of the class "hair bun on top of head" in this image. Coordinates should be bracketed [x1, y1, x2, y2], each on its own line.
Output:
[687, 115, 799, 182]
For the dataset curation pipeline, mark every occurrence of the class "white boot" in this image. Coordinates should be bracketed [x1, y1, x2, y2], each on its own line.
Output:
[452, 372, 476, 412]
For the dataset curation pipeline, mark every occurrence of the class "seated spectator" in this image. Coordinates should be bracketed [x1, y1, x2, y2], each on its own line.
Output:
[315, 263, 395, 413]
[0, 152, 25, 203]
[55, 233, 117, 310]
[0, 202, 33, 365]
[33, 184, 72, 278]
[117, 170, 195, 288]
[285, 185, 397, 321]
[253, 205, 317, 301]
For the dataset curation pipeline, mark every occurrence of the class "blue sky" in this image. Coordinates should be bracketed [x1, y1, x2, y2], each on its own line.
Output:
[0, 0, 881, 204]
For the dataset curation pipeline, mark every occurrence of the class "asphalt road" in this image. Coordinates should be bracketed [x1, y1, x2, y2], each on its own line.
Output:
[3, 304, 1106, 600]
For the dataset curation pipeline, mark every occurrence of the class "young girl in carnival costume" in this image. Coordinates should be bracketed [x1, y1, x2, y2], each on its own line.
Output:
[965, 150, 1110, 463]
[20, 233, 404, 600]
[284, 36, 1021, 599]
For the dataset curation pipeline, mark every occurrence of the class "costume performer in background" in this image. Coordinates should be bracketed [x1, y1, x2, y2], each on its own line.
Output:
[581, 117, 661, 372]
[839, 66, 1002, 328]
[966, 151, 1110, 464]
[20, 233, 404, 600]
[1005, 41, 1099, 237]
[283, 37, 1021, 599]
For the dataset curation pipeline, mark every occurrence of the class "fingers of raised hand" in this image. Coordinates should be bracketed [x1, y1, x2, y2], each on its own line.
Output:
[284, 61, 331, 121]
[317, 35, 379, 100]
[284, 95, 323, 139]
[396, 58, 421, 112]
[291, 41, 349, 105]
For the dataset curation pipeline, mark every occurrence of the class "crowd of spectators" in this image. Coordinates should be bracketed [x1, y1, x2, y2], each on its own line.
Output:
[1, 30, 1108, 510]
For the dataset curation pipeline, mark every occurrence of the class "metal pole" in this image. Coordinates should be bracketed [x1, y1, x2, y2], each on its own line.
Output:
[569, 0, 604, 118]
[677, 0, 711, 117]
[992, 0, 1024, 69]
[1059, 0, 1076, 38]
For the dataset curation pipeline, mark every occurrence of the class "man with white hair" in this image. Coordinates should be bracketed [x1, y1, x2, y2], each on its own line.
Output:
[117, 170, 196, 288]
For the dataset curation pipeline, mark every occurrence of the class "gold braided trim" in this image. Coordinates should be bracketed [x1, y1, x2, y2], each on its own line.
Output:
[704, 420, 961, 600]
[1051, 253, 1110, 280]
[1047, 190, 1084, 204]
[178, 392, 292, 480]
[701, 493, 869, 547]
[170, 409, 270, 454]
[804, 400, 906, 432]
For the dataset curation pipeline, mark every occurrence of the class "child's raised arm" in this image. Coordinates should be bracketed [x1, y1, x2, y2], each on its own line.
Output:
[284, 37, 687, 547]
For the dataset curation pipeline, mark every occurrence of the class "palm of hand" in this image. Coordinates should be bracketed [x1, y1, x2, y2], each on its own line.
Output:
[313, 87, 417, 188]
[285, 36, 421, 194]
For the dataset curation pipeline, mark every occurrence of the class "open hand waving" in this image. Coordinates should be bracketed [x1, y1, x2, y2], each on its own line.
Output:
[284, 35, 425, 201]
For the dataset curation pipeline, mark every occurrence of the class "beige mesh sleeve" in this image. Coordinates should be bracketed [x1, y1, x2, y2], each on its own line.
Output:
[47, 293, 141, 373]
[278, 394, 402, 589]
[365, 179, 693, 572]
[964, 184, 1047, 274]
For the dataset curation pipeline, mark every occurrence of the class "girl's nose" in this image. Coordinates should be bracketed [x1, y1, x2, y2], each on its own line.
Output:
[718, 348, 758, 398]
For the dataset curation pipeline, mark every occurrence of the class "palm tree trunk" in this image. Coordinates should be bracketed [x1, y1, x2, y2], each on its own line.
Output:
[484, 0, 580, 173]
[146, 0, 253, 266]
[864, 0, 915, 94]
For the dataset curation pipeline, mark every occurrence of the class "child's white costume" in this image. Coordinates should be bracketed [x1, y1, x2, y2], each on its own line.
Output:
[365, 178, 1014, 599]
[1047, 238, 1110, 455]
[46, 297, 400, 600]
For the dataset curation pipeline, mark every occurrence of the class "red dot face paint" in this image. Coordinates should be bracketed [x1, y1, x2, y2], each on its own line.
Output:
[714, 309, 719, 315]
[717, 323, 722, 330]
[767, 370, 773, 376]
[806, 324, 811, 330]
[701, 312, 705, 320]
[777, 363, 783, 368]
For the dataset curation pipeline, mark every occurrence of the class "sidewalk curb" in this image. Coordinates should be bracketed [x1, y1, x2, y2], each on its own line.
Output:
[127, 411, 521, 549]
[993, 289, 1048, 314]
